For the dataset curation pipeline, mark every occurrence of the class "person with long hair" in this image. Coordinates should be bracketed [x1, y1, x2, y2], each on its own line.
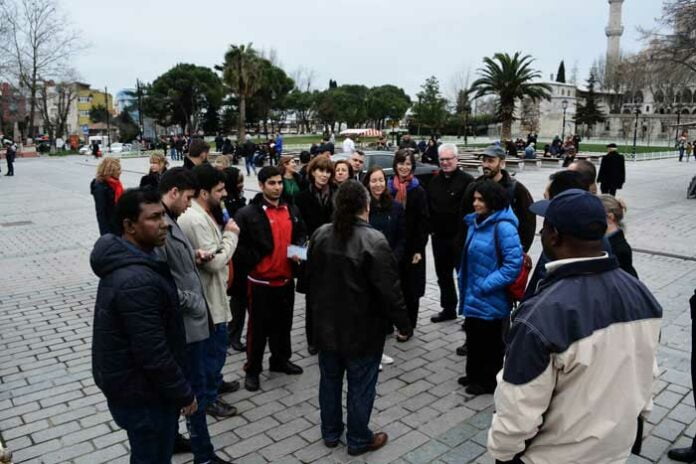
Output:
[91, 157, 124, 235]
[140, 153, 168, 190]
[458, 179, 522, 395]
[388, 149, 430, 330]
[600, 195, 638, 278]
[308, 180, 412, 457]
[334, 159, 354, 187]
[279, 154, 304, 204]
[296, 155, 336, 354]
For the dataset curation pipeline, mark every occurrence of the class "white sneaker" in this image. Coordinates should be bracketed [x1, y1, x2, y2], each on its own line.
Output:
[379, 364, 383, 371]
[381, 354, 394, 365]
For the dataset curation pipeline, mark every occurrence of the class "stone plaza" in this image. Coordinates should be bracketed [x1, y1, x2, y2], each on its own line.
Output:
[0, 153, 695, 463]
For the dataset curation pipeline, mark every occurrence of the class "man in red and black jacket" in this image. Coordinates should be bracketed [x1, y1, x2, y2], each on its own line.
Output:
[233, 166, 307, 392]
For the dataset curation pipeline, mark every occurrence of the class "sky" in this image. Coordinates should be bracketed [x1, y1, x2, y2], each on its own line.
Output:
[63, 0, 664, 100]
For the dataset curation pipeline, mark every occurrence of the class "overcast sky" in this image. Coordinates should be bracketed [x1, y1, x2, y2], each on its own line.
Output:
[63, 0, 663, 99]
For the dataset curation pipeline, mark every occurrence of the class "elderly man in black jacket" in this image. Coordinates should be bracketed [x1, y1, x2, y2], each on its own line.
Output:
[597, 143, 626, 196]
[308, 180, 413, 458]
[427, 143, 474, 323]
[91, 188, 196, 463]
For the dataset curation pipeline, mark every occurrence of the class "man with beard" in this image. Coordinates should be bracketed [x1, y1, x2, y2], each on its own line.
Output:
[178, 164, 240, 419]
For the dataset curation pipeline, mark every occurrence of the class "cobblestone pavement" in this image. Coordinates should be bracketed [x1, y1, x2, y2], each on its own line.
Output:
[1, 154, 695, 463]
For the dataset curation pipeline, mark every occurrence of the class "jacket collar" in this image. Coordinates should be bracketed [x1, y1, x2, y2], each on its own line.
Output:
[540, 253, 619, 290]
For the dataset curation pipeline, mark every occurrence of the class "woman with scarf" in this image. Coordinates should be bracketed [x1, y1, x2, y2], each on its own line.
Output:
[91, 157, 124, 235]
[388, 149, 430, 331]
[296, 155, 336, 355]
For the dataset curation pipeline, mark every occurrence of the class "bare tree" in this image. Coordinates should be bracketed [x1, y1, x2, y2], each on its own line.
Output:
[0, 0, 83, 139]
[291, 66, 317, 92]
[640, 0, 696, 74]
[39, 67, 79, 143]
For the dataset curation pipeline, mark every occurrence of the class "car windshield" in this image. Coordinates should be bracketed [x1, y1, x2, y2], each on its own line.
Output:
[365, 154, 394, 170]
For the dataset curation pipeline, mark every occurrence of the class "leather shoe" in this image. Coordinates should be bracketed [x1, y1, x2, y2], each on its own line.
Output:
[245, 374, 260, 392]
[307, 345, 318, 355]
[218, 379, 240, 394]
[206, 399, 238, 418]
[668, 447, 696, 462]
[465, 384, 495, 396]
[456, 344, 468, 356]
[173, 433, 191, 454]
[430, 311, 456, 323]
[269, 361, 304, 375]
[324, 439, 339, 448]
[457, 376, 470, 387]
[347, 432, 388, 456]
[229, 340, 246, 352]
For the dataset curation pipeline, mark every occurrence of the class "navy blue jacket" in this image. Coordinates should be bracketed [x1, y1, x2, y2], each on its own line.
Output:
[90, 179, 117, 235]
[91, 234, 193, 407]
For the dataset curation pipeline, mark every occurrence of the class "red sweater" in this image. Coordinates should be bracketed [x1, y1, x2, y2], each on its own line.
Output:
[250, 203, 293, 282]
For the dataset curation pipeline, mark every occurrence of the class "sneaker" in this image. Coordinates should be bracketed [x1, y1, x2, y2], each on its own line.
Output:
[206, 399, 238, 418]
[430, 311, 456, 323]
[269, 361, 303, 375]
[381, 354, 394, 365]
[218, 379, 240, 394]
[209, 455, 234, 463]
[173, 433, 191, 454]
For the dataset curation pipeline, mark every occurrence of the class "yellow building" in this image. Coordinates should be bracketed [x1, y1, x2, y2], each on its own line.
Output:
[76, 84, 114, 127]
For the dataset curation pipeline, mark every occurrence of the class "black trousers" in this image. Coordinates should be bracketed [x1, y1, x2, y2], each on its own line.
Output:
[305, 293, 314, 347]
[431, 234, 458, 316]
[245, 281, 294, 375]
[228, 296, 247, 345]
[464, 317, 506, 389]
[600, 183, 618, 196]
[6, 153, 14, 175]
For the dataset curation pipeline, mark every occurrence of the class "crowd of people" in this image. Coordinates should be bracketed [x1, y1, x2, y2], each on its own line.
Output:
[89, 136, 665, 464]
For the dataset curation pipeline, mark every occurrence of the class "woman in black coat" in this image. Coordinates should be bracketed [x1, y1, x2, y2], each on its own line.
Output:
[388, 149, 430, 329]
[600, 195, 638, 278]
[363, 166, 406, 264]
[139, 153, 168, 190]
[295, 155, 336, 354]
[91, 157, 123, 235]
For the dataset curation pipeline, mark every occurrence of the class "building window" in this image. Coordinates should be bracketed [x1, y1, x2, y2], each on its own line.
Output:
[79, 110, 89, 117]
[78, 96, 91, 104]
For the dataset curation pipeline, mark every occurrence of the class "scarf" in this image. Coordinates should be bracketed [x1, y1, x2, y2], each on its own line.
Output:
[105, 177, 124, 204]
[391, 174, 414, 206]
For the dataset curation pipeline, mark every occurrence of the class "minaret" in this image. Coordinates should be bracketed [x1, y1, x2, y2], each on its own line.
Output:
[606, 0, 624, 80]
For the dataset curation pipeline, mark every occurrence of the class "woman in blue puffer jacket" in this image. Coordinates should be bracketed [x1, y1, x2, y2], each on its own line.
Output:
[458, 179, 523, 396]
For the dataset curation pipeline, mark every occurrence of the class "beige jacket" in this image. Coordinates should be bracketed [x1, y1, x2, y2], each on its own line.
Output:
[178, 200, 238, 325]
[488, 255, 662, 464]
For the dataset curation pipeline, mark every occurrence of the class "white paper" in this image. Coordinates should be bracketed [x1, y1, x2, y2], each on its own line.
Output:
[287, 245, 308, 261]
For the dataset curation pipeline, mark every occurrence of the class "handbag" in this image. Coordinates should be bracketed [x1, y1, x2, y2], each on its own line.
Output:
[494, 224, 532, 302]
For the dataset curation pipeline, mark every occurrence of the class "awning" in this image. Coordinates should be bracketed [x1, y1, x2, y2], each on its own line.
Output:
[339, 128, 383, 137]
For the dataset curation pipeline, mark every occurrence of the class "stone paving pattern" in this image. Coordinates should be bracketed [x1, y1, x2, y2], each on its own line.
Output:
[0, 154, 695, 463]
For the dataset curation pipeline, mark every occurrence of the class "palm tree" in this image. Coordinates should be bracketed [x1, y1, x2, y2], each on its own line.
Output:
[221, 43, 262, 140]
[471, 52, 551, 141]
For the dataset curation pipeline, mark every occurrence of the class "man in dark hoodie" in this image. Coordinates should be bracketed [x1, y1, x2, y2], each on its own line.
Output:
[91, 187, 197, 463]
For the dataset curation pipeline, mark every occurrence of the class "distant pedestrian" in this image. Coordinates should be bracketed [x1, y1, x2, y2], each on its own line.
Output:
[422, 138, 439, 164]
[214, 133, 224, 153]
[320, 135, 335, 155]
[678, 135, 687, 162]
[139, 153, 168, 190]
[91, 157, 123, 236]
[489, 189, 662, 464]
[523, 142, 536, 160]
[91, 188, 197, 464]
[308, 179, 413, 457]
[242, 135, 257, 176]
[388, 149, 429, 329]
[275, 132, 283, 157]
[233, 166, 307, 392]
[398, 133, 418, 151]
[279, 155, 303, 205]
[427, 143, 474, 323]
[4, 140, 16, 176]
[562, 145, 576, 167]
[597, 143, 626, 195]
[457, 179, 522, 395]
[91, 140, 101, 159]
[184, 139, 210, 170]
[342, 134, 355, 155]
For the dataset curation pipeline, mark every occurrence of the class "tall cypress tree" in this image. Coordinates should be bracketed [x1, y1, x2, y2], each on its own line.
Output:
[575, 73, 606, 138]
[556, 61, 566, 83]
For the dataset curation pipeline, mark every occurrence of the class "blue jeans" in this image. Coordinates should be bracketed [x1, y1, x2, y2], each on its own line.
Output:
[318, 351, 381, 450]
[206, 323, 228, 396]
[170, 147, 177, 160]
[108, 401, 179, 464]
[185, 340, 215, 463]
[245, 156, 256, 175]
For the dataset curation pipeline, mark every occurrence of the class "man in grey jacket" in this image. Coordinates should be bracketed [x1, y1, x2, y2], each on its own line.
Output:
[157, 168, 234, 464]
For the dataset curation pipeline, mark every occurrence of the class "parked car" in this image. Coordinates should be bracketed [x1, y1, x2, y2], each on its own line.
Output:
[331, 151, 439, 186]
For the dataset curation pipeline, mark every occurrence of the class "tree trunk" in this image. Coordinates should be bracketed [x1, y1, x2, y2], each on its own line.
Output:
[238, 96, 246, 141]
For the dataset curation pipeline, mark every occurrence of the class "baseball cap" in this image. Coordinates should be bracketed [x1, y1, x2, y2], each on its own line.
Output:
[529, 189, 607, 240]
[482, 144, 506, 159]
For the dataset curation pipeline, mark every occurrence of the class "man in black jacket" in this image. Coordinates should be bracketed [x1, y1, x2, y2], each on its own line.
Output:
[91, 188, 197, 463]
[427, 143, 474, 323]
[233, 166, 307, 391]
[308, 180, 413, 457]
[597, 143, 626, 196]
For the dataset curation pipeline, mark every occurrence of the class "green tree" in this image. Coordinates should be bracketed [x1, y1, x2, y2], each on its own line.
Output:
[247, 59, 294, 135]
[471, 52, 551, 141]
[335, 84, 369, 128]
[89, 104, 109, 123]
[574, 73, 606, 139]
[142, 63, 223, 133]
[315, 88, 340, 133]
[286, 89, 317, 133]
[556, 60, 566, 83]
[455, 88, 472, 142]
[365, 85, 412, 130]
[221, 43, 263, 139]
[411, 76, 449, 135]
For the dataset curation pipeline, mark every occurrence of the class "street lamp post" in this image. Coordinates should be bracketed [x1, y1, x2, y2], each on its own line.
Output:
[632, 106, 640, 160]
[674, 103, 682, 146]
[561, 99, 568, 141]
